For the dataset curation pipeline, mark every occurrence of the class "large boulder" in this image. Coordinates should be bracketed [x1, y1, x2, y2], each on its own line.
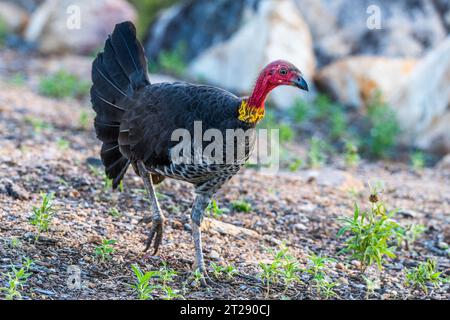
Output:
[24, 0, 136, 55]
[187, 0, 316, 109]
[315, 56, 417, 108]
[391, 37, 450, 154]
[0, 2, 29, 33]
[295, 0, 447, 67]
[145, 0, 315, 109]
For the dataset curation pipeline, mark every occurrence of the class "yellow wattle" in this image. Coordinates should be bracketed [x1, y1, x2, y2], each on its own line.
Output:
[237, 100, 265, 124]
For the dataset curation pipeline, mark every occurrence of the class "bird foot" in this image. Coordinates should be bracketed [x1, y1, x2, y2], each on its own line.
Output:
[141, 217, 164, 255]
[193, 268, 222, 288]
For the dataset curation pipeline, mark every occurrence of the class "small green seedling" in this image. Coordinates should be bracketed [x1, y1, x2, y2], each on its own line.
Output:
[25, 116, 51, 134]
[304, 252, 338, 299]
[79, 111, 90, 129]
[308, 137, 327, 168]
[94, 239, 116, 262]
[56, 138, 70, 150]
[288, 158, 303, 172]
[108, 207, 122, 218]
[405, 259, 448, 294]
[231, 199, 252, 213]
[206, 199, 229, 218]
[344, 141, 360, 167]
[396, 223, 426, 250]
[130, 264, 159, 300]
[29, 192, 56, 240]
[410, 151, 425, 171]
[0, 257, 34, 300]
[209, 262, 237, 281]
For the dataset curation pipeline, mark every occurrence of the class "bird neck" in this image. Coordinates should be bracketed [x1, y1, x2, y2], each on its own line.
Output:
[238, 73, 275, 124]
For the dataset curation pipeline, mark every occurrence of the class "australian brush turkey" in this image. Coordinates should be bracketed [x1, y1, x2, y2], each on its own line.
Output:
[91, 21, 308, 285]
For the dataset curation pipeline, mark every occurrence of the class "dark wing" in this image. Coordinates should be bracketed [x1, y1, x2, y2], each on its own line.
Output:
[118, 82, 243, 167]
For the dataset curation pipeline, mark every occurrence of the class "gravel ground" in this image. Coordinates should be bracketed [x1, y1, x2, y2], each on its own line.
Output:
[0, 77, 449, 300]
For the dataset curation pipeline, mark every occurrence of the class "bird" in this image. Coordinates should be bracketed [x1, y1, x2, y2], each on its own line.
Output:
[90, 21, 308, 285]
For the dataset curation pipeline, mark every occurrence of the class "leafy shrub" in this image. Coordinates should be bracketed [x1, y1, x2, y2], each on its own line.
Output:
[94, 239, 116, 262]
[337, 190, 401, 272]
[363, 93, 399, 158]
[38, 71, 90, 99]
[0, 257, 34, 300]
[308, 137, 328, 168]
[231, 199, 252, 213]
[405, 259, 448, 294]
[29, 192, 56, 239]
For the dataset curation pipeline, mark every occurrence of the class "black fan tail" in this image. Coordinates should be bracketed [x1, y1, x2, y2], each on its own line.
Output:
[91, 21, 149, 189]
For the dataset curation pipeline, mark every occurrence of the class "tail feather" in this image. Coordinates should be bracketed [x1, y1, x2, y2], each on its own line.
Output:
[91, 21, 149, 189]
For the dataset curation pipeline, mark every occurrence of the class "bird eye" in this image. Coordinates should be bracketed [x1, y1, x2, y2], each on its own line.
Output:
[279, 68, 287, 75]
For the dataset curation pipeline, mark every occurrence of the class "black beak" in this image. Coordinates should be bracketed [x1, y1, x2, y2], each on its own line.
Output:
[292, 76, 309, 91]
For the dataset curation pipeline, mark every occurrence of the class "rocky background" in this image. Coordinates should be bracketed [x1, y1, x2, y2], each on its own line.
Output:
[0, 0, 449, 300]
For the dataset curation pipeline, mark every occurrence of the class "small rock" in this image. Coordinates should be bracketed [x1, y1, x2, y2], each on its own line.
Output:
[293, 223, 308, 231]
[351, 260, 362, 269]
[338, 277, 348, 285]
[0, 179, 30, 200]
[336, 263, 345, 271]
[397, 209, 418, 218]
[438, 242, 449, 250]
[202, 218, 260, 239]
[209, 250, 221, 261]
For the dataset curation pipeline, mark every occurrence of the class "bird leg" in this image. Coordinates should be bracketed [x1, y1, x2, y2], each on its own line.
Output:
[137, 161, 164, 254]
[191, 194, 213, 287]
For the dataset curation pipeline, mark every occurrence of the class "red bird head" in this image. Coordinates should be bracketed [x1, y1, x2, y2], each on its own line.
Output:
[247, 60, 308, 109]
[261, 60, 309, 91]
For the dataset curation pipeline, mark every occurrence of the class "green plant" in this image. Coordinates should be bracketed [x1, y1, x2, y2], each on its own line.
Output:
[24, 116, 52, 134]
[56, 138, 70, 150]
[158, 263, 178, 287]
[130, 264, 159, 300]
[329, 108, 347, 140]
[304, 252, 338, 298]
[78, 111, 90, 129]
[231, 199, 252, 213]
[279, 123, 295, 143]
[206, 199, 229, 218]
[9, 237, 22, 248]
[410, 151, 425, 171]
[9, 73, 26, 86]
[0, 258, 34, 300]
[0, 16, 7, 47]
[258, 244, 302, 296]
[29, 192, 56, 239]
[38, 71, 90, 99]
[344, 140, 360, 167]
[94, 239, 116, 262]
[162, 285, 183, 300]
[108, 207, 122, 218]
[314, 94, 334, 120]
[308, 137, 327, 168]
[289, 99, 310, 124]
[363, 92, 399, 158]
[210, 262, 237, 281]
[157, 43, 186, 76]
[405, 259, 448, 294]
[396, 223, 426, 250]
[288, 158, 303, 172]
[337, 192, 400, 272]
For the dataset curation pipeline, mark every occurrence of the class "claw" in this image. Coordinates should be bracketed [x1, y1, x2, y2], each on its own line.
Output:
[143, 219, 164, 254]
